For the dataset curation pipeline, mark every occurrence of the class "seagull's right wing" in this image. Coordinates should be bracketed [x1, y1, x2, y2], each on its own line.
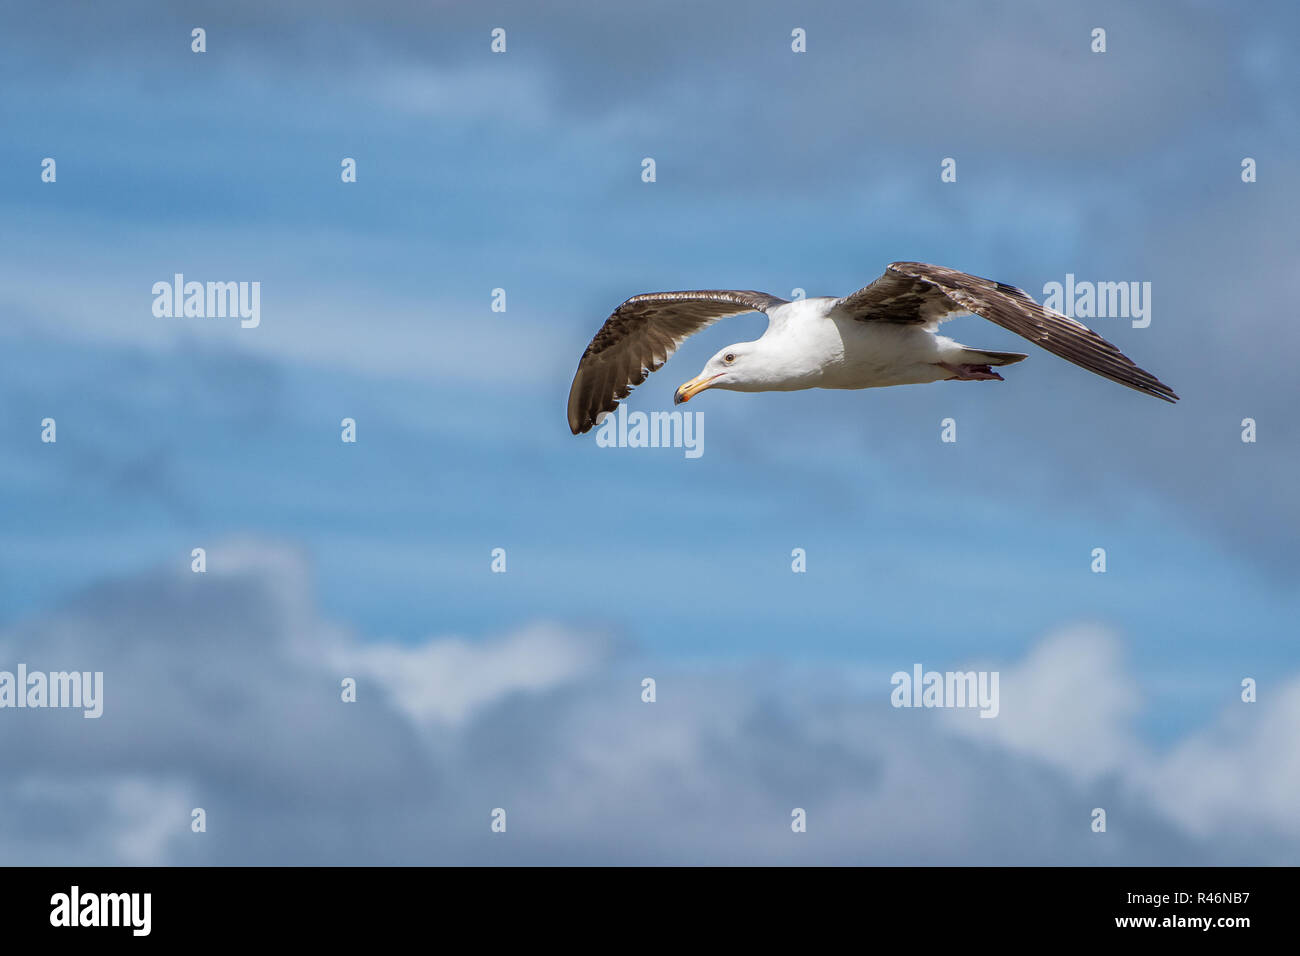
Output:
[567, 290, 787, 434]
[837, 262, 1178, 403]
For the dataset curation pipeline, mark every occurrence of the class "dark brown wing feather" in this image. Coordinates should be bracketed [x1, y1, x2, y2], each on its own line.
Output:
[838, 262, 1179, 403]
[567, 290, 786, 434]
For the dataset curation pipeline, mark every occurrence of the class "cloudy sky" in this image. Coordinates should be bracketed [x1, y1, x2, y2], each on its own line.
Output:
[1, 0, 1297, 864]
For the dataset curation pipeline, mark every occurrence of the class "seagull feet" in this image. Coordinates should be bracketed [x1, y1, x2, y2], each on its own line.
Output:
[936, 362, 1004, 382]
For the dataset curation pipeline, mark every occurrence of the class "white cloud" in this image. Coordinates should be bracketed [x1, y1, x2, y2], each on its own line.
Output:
[946, 626, 1142, 782]
[1141, 677, 1300, 840]
[335, 622, 606, 725]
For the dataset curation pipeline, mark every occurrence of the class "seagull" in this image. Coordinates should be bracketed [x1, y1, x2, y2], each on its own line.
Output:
[566, 262, 1178, 434]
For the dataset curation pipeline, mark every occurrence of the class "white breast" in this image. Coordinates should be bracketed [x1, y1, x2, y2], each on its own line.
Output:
[766, 299, 947, 390]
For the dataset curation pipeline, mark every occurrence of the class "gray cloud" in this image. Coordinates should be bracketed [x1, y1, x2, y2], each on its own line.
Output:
[0, 544, 1294, 864]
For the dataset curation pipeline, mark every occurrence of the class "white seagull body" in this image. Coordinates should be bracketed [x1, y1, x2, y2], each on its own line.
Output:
[567, 262, 1178, 434]
[696, 295, 1000, 392]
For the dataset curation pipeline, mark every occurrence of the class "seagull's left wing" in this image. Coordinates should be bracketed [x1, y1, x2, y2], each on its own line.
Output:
[567, 290, 787, 434]
[837, 262, 1178, 403]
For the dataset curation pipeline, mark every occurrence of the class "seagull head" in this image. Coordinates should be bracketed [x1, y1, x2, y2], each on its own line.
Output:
[674, 344, 758, 404]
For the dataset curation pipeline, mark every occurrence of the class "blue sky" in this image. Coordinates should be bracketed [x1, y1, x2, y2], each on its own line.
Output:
[1, 0, 1298, 863]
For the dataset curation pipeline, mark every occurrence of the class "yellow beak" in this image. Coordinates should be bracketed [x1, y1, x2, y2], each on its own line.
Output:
[674, 373, 721, 405]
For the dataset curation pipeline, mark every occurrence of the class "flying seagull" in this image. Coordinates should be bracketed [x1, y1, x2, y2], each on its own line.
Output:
[567, 262, 1178, 434]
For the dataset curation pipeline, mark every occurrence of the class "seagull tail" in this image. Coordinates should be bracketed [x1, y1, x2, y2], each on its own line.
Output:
[957, 348, 1028, 366]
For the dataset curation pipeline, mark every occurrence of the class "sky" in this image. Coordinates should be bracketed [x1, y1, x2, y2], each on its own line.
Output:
[0, 0, 1297, 864]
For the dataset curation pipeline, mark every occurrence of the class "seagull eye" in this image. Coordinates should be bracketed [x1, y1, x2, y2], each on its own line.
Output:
[724, 352, 736, 364]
